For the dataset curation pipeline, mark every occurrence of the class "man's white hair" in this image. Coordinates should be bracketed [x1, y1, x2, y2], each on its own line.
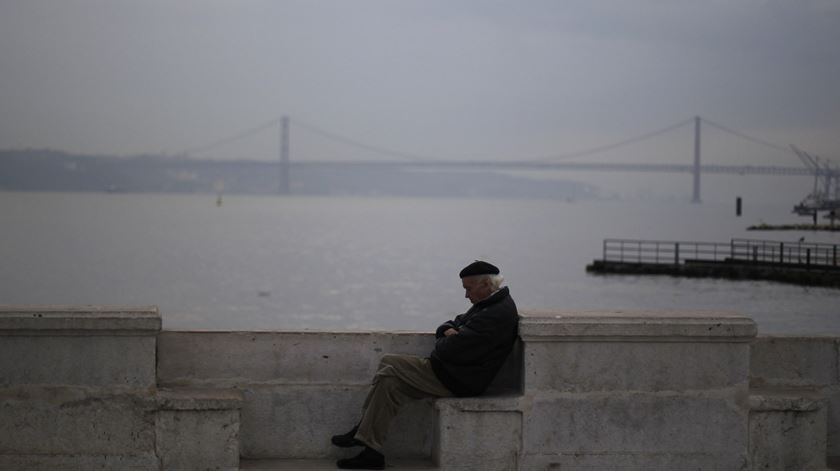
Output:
[473, 273, 504, 291]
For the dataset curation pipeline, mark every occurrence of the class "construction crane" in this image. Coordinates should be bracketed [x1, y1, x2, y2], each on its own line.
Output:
[791, 145, 840, 224]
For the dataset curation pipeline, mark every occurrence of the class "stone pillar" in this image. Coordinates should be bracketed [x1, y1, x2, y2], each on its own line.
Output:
[518, 310, 756, 470]
[0, 306, 161, 470]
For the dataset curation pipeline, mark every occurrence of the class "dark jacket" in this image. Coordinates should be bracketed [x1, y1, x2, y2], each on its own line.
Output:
[429, 286, 518, 397]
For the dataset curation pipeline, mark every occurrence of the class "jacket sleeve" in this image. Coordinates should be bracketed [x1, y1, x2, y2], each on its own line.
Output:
[434, 313, 466, 339]
[433, 306, 514, 364]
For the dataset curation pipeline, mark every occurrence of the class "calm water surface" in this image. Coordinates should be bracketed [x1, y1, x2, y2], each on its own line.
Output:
[1, 191, 837, 334]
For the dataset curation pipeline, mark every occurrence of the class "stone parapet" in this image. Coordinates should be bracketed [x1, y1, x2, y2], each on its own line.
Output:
[750, 336, 839, 389]
[0, 305, 161, 334]
[0, 305, 160, 390]
[157, 331, 432, 387]
[520, 309, 757, 342]
[0, 305, 162, 470]
[518, 309, 756, 470]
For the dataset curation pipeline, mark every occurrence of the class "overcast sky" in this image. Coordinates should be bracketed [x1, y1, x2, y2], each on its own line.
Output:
[1, 0, 838, 168]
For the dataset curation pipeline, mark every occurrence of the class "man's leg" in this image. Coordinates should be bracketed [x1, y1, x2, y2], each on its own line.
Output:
[353, 353, 452, 452]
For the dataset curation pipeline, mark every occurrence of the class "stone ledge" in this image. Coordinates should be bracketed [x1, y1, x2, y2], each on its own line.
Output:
[240, 459, 438, 470]
[0, 305, 161, 335]
[0, 453, 159, 471]
[157, 387, 244, 411]
[520, 309, 756, 342]
[749, 388, 826, 412]
[433, 394, 522, 412]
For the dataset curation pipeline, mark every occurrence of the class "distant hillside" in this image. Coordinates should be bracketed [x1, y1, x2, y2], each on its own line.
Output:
[0, 149, 597, 200]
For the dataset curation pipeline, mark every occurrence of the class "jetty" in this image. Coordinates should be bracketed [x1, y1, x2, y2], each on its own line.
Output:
[587, 238, 840, 288]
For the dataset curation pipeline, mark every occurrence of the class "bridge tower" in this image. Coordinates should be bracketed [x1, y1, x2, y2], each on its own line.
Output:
[692, 116, 701, 204]
[279, 116, 290, 195]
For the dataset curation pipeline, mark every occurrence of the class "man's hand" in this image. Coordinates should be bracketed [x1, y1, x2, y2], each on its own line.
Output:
[443, 328, 459, 337]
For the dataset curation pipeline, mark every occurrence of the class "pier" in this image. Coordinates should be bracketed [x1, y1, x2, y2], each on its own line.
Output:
[587, 238, 840, 288]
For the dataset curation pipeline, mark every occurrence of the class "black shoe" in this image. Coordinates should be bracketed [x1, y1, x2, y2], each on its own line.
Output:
[336, 447, 385, 470]
[331, 425, 363, 448]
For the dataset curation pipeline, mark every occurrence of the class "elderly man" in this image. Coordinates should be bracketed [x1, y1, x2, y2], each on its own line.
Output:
[331, 260, 519, 469]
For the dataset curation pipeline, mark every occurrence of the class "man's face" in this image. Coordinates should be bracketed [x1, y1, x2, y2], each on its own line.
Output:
[462, 276, 492, 304]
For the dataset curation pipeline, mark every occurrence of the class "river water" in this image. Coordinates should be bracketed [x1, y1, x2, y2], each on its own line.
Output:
[1, 191, 837, 334]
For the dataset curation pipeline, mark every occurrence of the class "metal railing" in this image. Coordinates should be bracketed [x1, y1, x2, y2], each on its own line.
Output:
[729, 238, 839, 267]
[603, 238, 839, 268]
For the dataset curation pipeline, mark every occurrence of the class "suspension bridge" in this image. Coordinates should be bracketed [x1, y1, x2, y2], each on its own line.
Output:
[182, 115, 830, 203]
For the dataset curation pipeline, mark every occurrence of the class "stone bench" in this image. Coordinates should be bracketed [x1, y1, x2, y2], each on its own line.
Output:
[749, 335, 840, 470]
[432, 395, 522, 470]
[156, 387, 244, 471]
[750, 389, 828, 471]
[748, 388, 828, 471]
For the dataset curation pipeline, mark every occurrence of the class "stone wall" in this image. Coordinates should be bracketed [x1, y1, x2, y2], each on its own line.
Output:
[1, 306, 835, 470]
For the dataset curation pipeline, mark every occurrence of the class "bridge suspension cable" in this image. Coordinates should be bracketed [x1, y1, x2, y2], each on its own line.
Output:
[294, 117, 700, 163]
[290, 119, 440, 162]
[179, 117, 281, 156]
[533, 118, 695, 162]
[699, 117, 794, 155]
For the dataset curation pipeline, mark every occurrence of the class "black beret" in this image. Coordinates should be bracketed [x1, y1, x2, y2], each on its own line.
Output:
[459, 260, 500, 278]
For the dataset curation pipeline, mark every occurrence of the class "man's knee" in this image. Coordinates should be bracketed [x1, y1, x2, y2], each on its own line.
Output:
[378, 353, 403, 368]
[372, 372, 404, 395]
[377, 354, 414, 374]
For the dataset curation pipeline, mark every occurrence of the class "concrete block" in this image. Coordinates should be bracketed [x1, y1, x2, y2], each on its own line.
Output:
[155, 388, 243, 470]
[0, 335, 157, 389]
[0, 453, 158, 471]
[750, 336, 840, 459]
[0, 306, 159, 390]
[238, 385, 434, 459]
[156, 409, 240, 471]
[157, 331, 434, 387]
[750, 336, 839, 388]
[0, 305, 161, 333]
[434, 397, 522, 471]
[525, 341, 749, 392]
[0, 387, 156, 455]
[518, 451, 748, 471]
[523, 393, 749, 460]
[157, 387, 244, 411]
[827, 386, 840, 459]
[520, 310, 757, 343]
[749, 391, 828, 471]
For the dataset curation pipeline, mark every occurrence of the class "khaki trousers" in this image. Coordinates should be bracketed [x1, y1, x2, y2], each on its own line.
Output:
[354, 353, 453, 452]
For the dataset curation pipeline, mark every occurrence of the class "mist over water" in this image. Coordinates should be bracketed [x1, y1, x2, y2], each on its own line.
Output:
[1, 191, 837, 335]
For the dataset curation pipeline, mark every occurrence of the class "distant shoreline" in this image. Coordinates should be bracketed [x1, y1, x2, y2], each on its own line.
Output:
[0, 149, 597, 200]
[748, 223, 839, 232]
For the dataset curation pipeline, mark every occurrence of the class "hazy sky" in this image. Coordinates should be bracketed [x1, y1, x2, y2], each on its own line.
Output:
[1, 0, 838, 168]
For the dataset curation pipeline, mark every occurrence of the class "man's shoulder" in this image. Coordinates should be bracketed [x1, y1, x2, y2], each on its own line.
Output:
[480, 292, 518, 319]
